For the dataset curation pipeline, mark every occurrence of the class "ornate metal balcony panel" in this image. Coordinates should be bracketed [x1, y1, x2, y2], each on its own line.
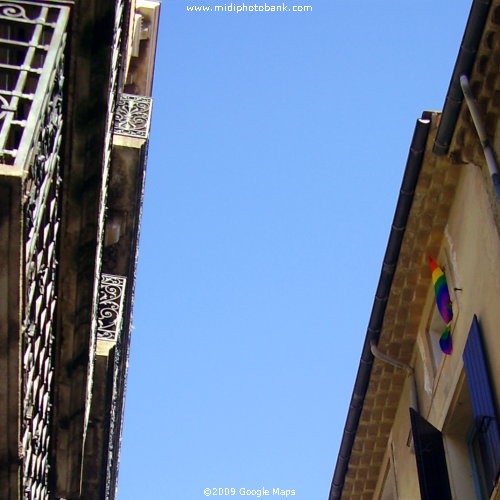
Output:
[114, 93, 152, 139]
[13, 4, 69, 499]
[97, 274, 127, 344]
[0, 2, 69, 169]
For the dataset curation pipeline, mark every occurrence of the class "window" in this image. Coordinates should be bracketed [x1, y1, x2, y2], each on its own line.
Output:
[378, 445, 398, 500]
[427, 306, 446, 372]
[443, 375, 476, 499]
[424, 253, 460, 380]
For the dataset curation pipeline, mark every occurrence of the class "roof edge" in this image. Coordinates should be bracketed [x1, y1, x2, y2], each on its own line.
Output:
[328, 113, 432, 500]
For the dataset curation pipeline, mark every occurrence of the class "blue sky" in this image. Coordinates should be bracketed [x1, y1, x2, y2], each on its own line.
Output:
[118, 1, 472, 498]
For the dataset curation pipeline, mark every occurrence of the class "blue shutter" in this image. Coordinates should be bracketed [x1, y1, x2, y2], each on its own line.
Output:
[463, 315, 500, 495]
[410, 408, 452, 500]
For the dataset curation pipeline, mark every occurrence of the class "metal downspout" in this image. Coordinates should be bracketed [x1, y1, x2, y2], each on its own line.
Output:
[459, 74, 500, 200]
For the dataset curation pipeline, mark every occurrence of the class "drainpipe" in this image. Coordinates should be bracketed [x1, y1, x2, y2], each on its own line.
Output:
[370, 341, 418, 412]
[460, 74, 500, 200]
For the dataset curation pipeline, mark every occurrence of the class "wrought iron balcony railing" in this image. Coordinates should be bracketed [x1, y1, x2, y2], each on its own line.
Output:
[1, 4, 70, 499]
[0, 2, 69, 170]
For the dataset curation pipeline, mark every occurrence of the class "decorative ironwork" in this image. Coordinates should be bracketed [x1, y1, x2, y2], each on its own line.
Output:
[97, 274, 127, 342]
[0, 2, 69, 168]
[25, 64, 64, 262]
[0, 3, 29, 20]
[17, 5, 68, 499]
[0, 94, 9, 121]
[114, 93, 152, 139]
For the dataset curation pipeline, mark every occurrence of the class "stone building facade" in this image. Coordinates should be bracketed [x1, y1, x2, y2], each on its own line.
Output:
[329, 1, 500, 499]
[0, 1, 160, 498]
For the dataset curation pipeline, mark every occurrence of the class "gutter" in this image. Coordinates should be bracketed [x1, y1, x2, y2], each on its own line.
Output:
[433, 0, 491, 156]
[328, 113, 431, 500]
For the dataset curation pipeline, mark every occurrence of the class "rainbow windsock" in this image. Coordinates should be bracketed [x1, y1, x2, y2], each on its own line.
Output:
[429, 256, 453, 324]
[439, 324, 453, 355]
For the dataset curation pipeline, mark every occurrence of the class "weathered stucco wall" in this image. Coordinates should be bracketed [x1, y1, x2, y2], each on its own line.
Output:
[373, 160, 500, 499]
